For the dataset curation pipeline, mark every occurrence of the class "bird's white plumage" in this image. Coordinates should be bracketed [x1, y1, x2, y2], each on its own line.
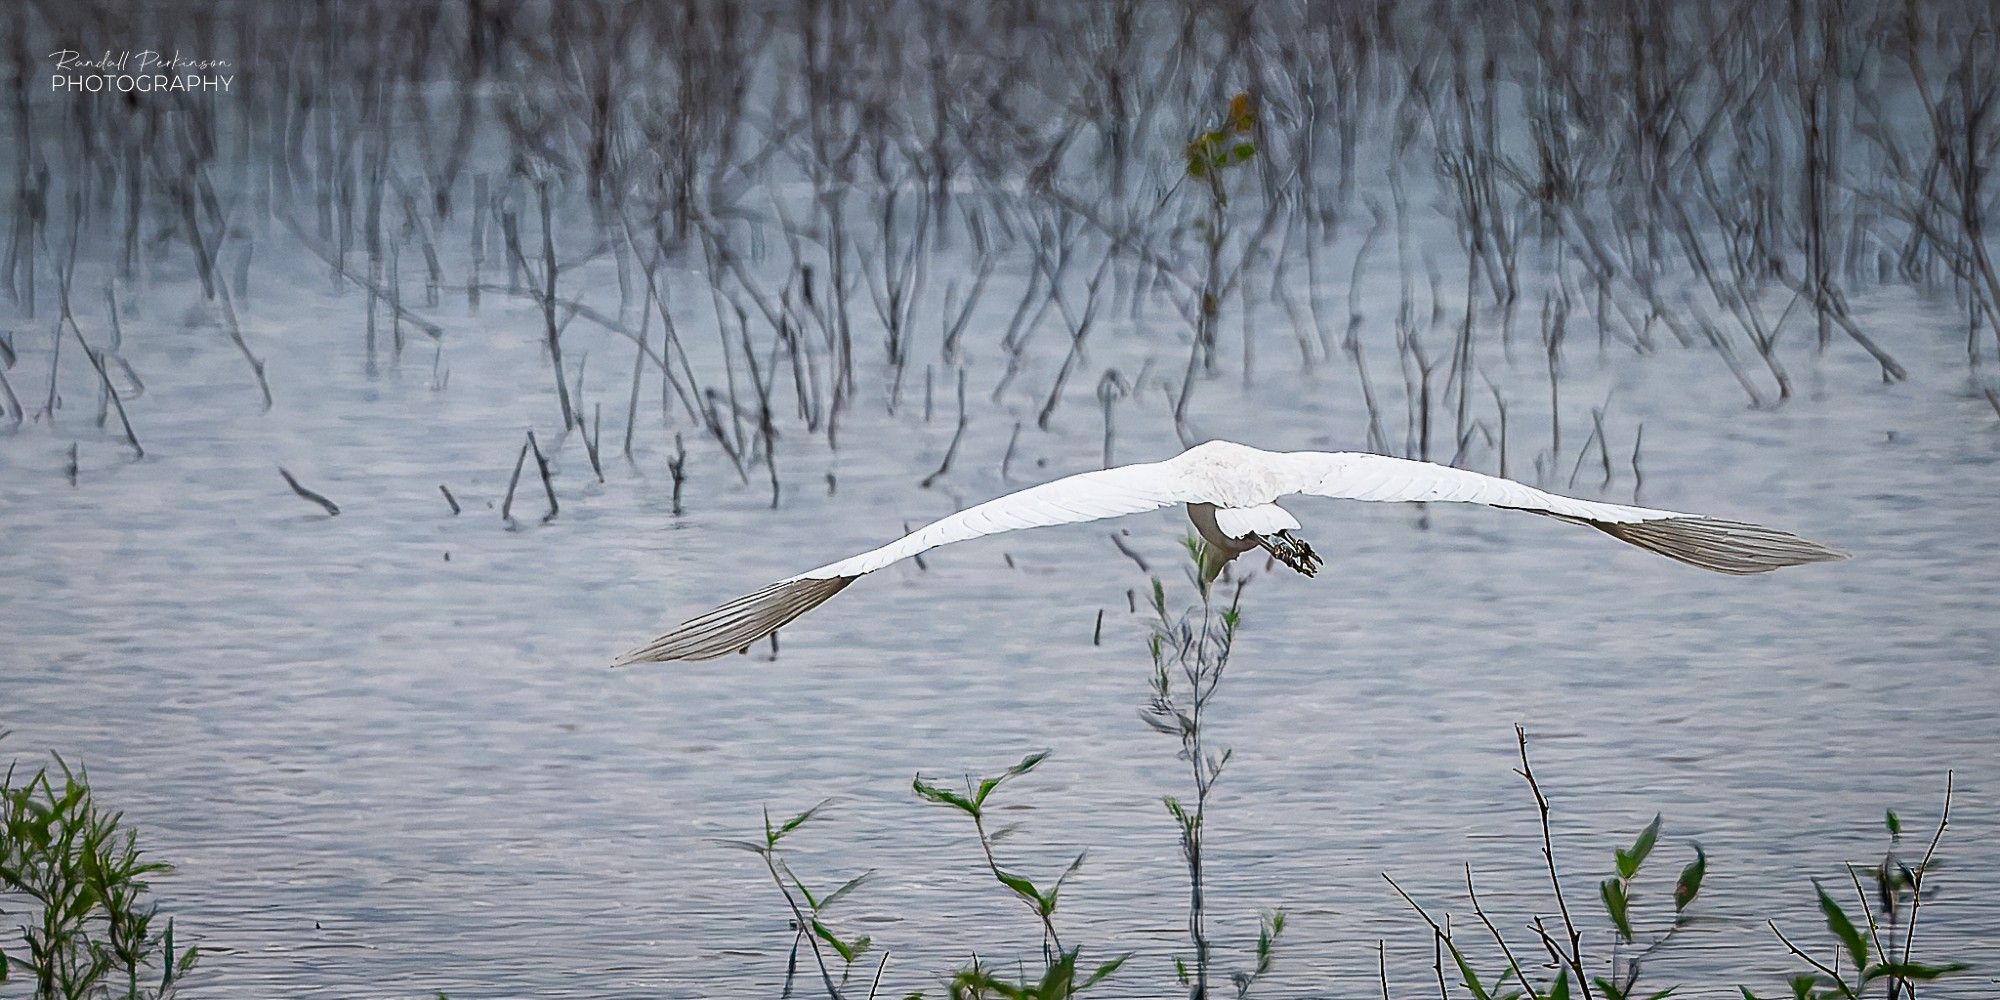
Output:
[791, 459, 1195, 580]
[1212, 502, 1302, 538]
[1274, 449, 1680, 524]
[615, 440, 1841, 664]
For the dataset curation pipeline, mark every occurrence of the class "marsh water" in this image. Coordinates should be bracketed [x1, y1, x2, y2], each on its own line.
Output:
[4, 3, 2000, 997]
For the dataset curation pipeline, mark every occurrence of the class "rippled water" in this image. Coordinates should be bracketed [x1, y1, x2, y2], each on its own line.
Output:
[5, 225, 1997, 997]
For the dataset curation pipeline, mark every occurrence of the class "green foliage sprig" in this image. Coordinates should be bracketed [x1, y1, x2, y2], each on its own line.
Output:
[913, 751, 1126, 1000]
[1, 745, 198, 1000]
[1185, 93, 1257, 183]
[1749, 775, 1964, 1000]
[722, 801, 876, 999]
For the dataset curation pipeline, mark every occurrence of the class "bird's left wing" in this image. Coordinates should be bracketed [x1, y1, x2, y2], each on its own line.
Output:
[614, 460, 1194, 663]
[1276, 451, 1844, 575]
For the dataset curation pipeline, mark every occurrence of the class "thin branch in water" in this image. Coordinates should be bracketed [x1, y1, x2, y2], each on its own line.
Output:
[1516, 724, 1594, 999]
[77, 337, 141, 458]
[920, 368, 968, 489]
[668, 433, 687, 516]
[502, 439, 529, 524]
[527, 429, 559, 522]
[278, 467, 339, 516]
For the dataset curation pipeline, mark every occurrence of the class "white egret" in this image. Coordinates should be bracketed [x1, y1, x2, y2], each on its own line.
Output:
[615, 440, 1842, 664]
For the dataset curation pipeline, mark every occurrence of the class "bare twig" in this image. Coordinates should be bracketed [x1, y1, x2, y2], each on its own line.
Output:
[278, 467, 339, 516]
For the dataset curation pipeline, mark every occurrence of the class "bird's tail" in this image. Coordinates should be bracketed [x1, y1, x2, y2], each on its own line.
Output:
[614, 575, 856, 664]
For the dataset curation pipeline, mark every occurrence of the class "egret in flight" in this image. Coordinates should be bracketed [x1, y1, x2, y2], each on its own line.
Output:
[615, 440, 1842, 664]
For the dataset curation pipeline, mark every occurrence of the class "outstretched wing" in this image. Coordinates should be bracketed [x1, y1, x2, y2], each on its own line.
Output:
[614, 460, 1195, 664]
[1277, 451, 1845, 575]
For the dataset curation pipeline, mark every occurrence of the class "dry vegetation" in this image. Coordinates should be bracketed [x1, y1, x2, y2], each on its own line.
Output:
[5, 1, 1997, 509]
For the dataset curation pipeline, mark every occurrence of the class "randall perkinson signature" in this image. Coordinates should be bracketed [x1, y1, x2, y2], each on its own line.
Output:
[49, 49, 235, 93]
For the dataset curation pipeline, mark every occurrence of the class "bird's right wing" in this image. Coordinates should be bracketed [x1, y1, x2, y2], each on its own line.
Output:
[1278, 451, 1845, 575]
[794, 459, 1195, 579]
[614, 460, 1195, 663]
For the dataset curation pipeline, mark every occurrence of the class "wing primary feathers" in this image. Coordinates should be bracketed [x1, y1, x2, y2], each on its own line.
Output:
[613, 576, 856, 664]
[1586, 516, 1846, 575]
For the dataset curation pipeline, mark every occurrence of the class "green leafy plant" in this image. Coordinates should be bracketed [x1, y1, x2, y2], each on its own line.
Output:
[1749, 775, 1964, 1000]
[1176, 91, 1258, 421]
[1143, 558, 1286, 999]
[1184, 93, 1257, 183]
[912, 751, 1126, 999]
[945, 946, 1125, 1000]
[0, 745, 198, 1000]
[721, 800, 877, 999]
[1589, 810, 1704, 1000]
[1387, 727, 1701, 1000]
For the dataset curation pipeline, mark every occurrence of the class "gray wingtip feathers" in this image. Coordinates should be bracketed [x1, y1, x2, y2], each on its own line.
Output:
[613, 576, 856, 665]
[1595, 516, 1847, 575]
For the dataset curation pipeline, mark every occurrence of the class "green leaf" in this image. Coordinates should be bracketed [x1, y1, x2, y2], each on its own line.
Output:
[819, 870, 872, 911]
[1595, 976, 1628, 1000]
[1232, 143, 1255, 162]
[1601, 877, 1633, 942]
[993, 867, 1043, 909]
[1884, 810, 1901, 839]
[159, 920, 174, 987]
[1617, 814, 1662, 879]
[1738, 989, 1764, 1000]
[948, 963, 1010, 999]
[1081, 953, 1126, 989]
[811, 919, 868, 964]
[1675, 844, 1707, 913]
[1550, 969, 1571, 1000]
[1814, 880, 1869, 971]
[1787, 974, 1817, 1000]
[1037, 948, 1080, 997]
[1452, 942, 1494, 1000]
[1256, 909, 1285, 973]
[776, 800, 831, 841]
[911, 776, 977, 815]
[1037, 852, 1086, 915]
[1863, 961, 1969, 983]
[974, 750, 1051, 807]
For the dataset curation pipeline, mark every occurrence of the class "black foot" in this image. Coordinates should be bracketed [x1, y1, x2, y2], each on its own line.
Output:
[1264, 530, 1324, 577]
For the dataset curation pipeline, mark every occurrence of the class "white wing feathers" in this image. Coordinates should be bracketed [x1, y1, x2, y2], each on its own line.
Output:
[1213, 503, 1302, 538]
[1280, 451, 1675, 523]
[1277, 451, 1843, 575]
[614, 445, 1842, 664]
[793, 460, 1192, 580]
[612, 461, 1192, 664]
